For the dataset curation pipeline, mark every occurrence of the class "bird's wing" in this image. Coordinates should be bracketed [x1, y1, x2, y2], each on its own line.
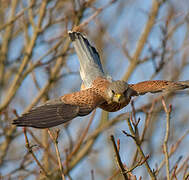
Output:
[129, 80, 189, 96]
[68, 31, 106, 88]
[13, 88, 105, 128]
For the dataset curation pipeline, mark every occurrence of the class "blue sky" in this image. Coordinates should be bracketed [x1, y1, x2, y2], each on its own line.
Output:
[2, 0, 189, 179]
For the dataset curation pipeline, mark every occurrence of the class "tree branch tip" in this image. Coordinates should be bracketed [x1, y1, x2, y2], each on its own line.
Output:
[110, 134, 114, 139]
[12, 109, 19, 118]
[122, 130, 135, 139]
[169, 104, 172, 112]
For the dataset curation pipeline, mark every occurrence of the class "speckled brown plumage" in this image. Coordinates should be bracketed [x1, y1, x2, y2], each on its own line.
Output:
[12, 31, 189, 128]
[61, 85, 106, 108]
[129, 80, 189, 95]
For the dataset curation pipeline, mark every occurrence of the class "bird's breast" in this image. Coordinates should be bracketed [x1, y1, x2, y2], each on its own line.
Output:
[99, 98, 131, 112]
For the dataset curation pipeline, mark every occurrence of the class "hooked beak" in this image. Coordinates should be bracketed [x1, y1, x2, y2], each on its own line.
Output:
[113, 93, 122, 103]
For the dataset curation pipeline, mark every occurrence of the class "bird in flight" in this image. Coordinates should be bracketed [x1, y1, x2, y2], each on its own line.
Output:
[13, 31, 189, 128]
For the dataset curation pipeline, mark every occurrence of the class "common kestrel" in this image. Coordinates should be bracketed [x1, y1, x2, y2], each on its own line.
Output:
[13, 31, 189, 128]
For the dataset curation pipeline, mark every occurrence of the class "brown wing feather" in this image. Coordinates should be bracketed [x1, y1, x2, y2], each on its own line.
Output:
[129, 80, 189, 96]
[13, 88, 105, 128]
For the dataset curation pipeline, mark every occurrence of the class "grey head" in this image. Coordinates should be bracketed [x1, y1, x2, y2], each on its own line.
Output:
[105, 80, 133, 103]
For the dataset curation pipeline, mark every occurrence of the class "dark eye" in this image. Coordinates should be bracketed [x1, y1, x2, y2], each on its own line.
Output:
[111, 90, 115, 94]
[123, 89, 128, 95]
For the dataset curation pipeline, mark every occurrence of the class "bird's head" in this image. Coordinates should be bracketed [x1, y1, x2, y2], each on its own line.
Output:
[106, 80, 132, 104]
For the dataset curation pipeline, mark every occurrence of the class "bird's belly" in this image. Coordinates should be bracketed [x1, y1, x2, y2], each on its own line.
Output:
[99, 100, 130, 112]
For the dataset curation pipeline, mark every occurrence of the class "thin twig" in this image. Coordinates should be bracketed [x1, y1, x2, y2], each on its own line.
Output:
[162, 97, 172, 180]
[73, 0, 116, 31]
[0, 0, 48, 112]
[23, 128, 50, 179]
[64, 110, 96, 166]
[183, 172, 189, 180]
[107, 169, 120, 180]
[125, 155, 150, 174]
[124, 117, 157, 180]
[48, 129, 65, 180]
[0, 0, 35, 31]
[110, 135, 129, 180]
[122, 0, 164, 81]
[91, 169, 95, 180]
[157, 130, 189, 175]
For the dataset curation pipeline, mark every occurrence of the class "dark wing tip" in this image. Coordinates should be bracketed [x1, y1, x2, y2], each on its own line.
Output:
[13, 118, 39, 128]
[68, 31, 87, 42]
[12, 103, 81, 128]
[68, 30, 101, 62]
[12, 100, 94, 129]
[68, 31, 77, 41]
[68, 31, 80, 41]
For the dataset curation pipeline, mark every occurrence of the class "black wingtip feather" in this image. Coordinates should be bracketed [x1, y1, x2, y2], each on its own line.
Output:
[68, 31, 87, 42]
[68, 31, 83, 41]
[68, 31, 78, 41]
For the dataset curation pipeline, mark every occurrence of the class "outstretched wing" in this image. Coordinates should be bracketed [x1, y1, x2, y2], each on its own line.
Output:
[129, 80, 189, 96]
[13, 89, 105, 128]
[12, 102, 87, 128]
[68, 31, 106, 88]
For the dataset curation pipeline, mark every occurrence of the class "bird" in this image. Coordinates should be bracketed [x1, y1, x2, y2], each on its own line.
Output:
[13, 31, 189, 128]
